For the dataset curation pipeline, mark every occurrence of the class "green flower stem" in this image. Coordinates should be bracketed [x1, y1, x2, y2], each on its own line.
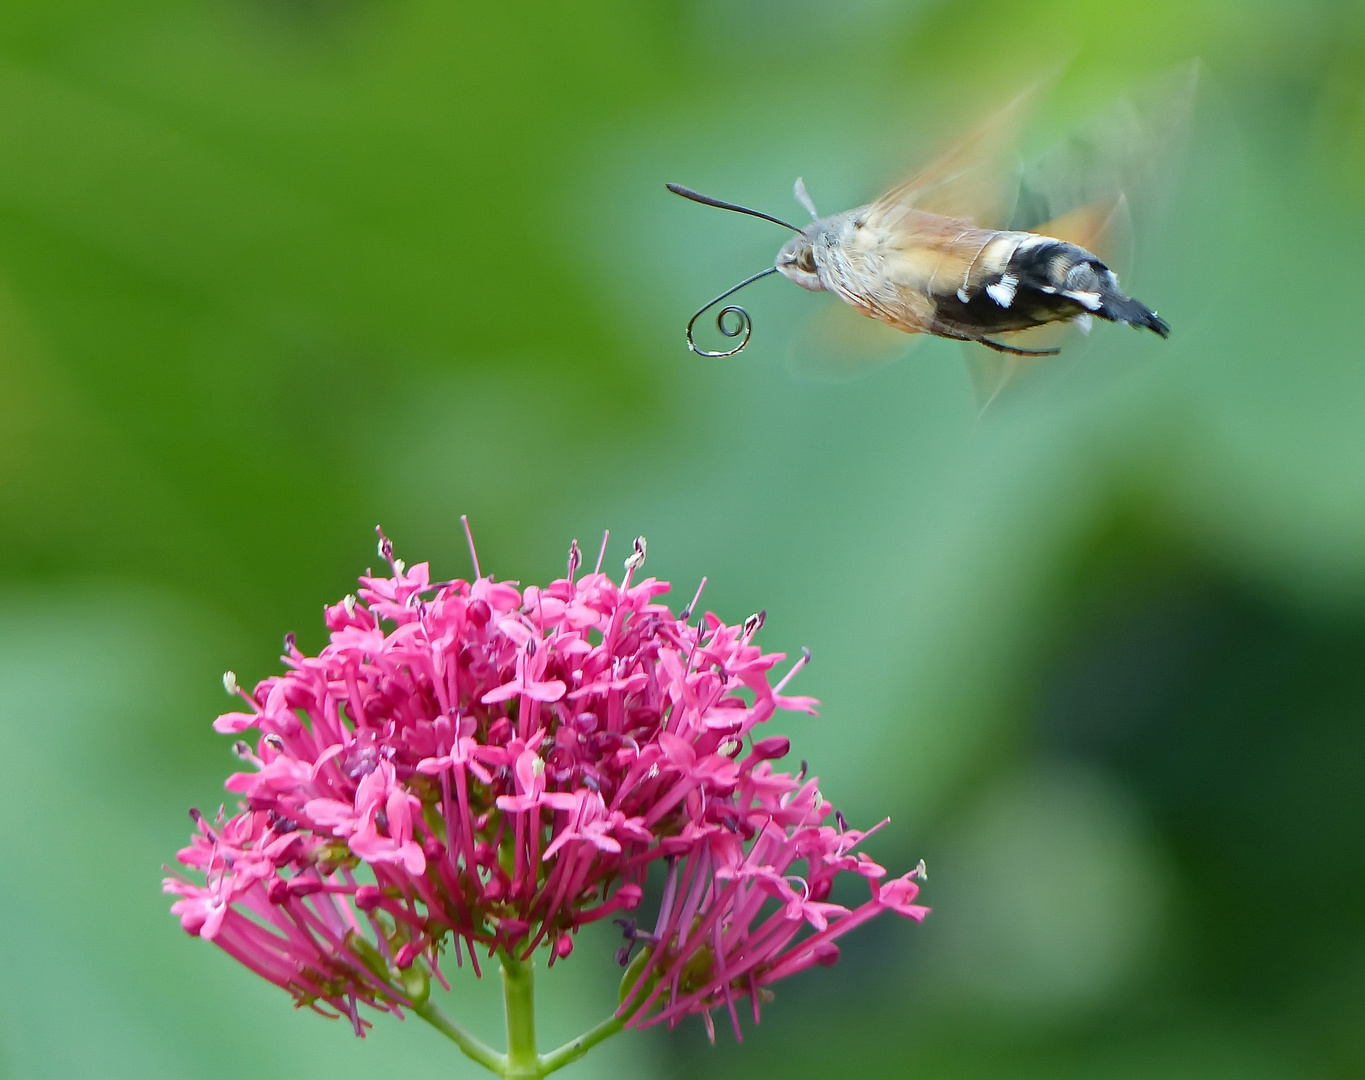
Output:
[413, 998, 506, 1075]
[499, 952, 540, 1079]
[539, 1013, 626, 1076]
[412, 954, 626, 1079]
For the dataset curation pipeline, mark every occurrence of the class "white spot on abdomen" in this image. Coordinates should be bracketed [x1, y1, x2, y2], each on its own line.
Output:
[986, 274, 1018, 308]
[1065, 290, 1103, 311]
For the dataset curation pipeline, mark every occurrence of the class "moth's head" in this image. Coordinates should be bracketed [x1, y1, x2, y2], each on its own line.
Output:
[666, 182, 821, 290]
[776, 233, 823, 292]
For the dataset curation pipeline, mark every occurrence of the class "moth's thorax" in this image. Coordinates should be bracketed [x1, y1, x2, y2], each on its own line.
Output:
[775, 207, 868, 289]
[805, 205, 913, 318]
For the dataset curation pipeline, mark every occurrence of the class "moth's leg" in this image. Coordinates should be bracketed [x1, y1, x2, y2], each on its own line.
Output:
[976, 336, 1061, 357]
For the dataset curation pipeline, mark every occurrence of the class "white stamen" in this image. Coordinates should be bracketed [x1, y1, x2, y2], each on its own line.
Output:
[343, 594, 357, 617]
[223, 670, 239, 697]
[717, 738, 740, 757]
[986, 274, 1017, 308]
[914, 858, 928, 881]
[531, 755, 545, 778]
[393, 558, 406, 575]
[624, 536, 647, 572]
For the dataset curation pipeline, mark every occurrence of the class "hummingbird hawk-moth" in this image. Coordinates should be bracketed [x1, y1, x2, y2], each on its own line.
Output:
[669, 67, 1194, 397]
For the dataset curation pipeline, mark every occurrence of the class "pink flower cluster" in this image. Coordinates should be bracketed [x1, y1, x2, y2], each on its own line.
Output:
[165, 532, 927, 1038]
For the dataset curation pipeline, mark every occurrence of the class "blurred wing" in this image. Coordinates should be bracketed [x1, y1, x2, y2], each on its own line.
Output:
[867, 81, 1050, 229]
[963, 348, 1038, 412]
[1038, 193, 1135, 276]
[1008, 61, 1199, 248]
[962, 63, 1198, 412]
[786, 293, 921, 383]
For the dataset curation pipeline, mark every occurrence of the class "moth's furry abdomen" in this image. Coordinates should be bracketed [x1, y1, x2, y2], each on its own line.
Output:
[936, 237, 1169, 340]
[1007, 239, 1168, 337]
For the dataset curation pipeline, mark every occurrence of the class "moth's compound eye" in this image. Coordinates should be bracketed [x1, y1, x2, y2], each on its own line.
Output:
[797, 251, 816, 273]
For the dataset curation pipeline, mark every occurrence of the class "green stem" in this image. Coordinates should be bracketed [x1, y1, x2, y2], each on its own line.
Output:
[414, 999, 507, 1076]
[412, 955, 626, 1078]
[499, 952, 540, 1079]
[539, 1013, 626, 1076]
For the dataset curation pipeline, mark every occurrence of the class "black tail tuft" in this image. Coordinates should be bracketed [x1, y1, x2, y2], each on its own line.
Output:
[1100, 291, 1170, 338]
[1005, 239, 1170, 340]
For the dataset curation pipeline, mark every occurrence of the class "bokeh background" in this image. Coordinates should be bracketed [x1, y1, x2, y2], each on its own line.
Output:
[3, 1, 1365, 1077]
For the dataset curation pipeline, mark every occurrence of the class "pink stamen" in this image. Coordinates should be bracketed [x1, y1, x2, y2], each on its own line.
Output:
[461, 515, 481, 579]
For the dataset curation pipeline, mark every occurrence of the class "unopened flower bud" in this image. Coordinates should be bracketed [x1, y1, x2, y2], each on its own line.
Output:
[750, 736, 790, 761]
[354, 885, 384, 911]
[394, 940, 423, 969]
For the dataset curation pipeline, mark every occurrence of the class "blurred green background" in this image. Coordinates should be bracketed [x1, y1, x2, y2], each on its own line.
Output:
[3, 0, 1365, 1077]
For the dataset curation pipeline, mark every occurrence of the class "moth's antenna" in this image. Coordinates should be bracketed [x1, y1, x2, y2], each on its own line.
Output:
[793, 177, 819, 220]
[684, 266, 780, 358]
[667, 183, 802, 233]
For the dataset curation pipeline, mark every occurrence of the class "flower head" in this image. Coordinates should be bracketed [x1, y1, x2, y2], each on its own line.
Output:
[165, 529, 926, 1038]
